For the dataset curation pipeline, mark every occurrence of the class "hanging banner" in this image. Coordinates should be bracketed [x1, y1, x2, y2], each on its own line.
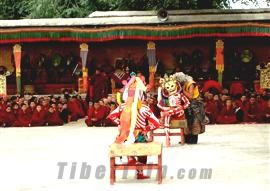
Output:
[79, 43, 89, 93]
[0, 75, 7, 96]
[147, 41, 156, 91]
[216, 40, 224, 84]
[13, 44, 22, 95]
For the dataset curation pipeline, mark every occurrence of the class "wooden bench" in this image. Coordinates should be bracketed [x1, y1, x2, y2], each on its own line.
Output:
[109, 142, 163, 184]
[150, 119, 187, 145]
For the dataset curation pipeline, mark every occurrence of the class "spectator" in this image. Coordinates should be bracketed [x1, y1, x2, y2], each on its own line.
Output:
[3, 106, 16, 127]
[232, 100, 244, 123]
[59, 103, 69, 123]
[85, 101, 107, 127]
[67, 96, 85, 121]
[30, 105, 46, 126]
[205, 93, 219, 124]
[13, 104, 31, 127]
[0, 105, 5, 126]
[245, 96, 261, 123]
[261, 98, 270, 123]
[216, 98, 237, 124]
[46, 106, 64, 126]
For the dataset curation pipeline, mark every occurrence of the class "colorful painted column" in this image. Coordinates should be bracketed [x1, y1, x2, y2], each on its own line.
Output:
[80, 43, 89, 94]
[0, 75, 7, 96]
[147, 41, 157, 91]
[215, 40, 224, 85]
[13, 44, 22, 95]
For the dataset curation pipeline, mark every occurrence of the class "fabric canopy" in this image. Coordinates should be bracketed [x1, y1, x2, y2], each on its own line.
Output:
[0, 23, 269, 43]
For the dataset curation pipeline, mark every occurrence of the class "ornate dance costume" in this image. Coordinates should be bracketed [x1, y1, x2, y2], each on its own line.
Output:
[107, 76, 161, 179]
[157, 74, 190, 146]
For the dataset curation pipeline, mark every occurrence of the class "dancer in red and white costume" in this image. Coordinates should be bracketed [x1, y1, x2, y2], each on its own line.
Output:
[157, 74, 190, 146]
[107, 76, 161, 179]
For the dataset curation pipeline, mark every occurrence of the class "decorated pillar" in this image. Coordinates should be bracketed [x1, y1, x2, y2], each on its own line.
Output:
[215, 40, 224, 85]
[0, 74, 7, 96]
[79, 43, 89, 94]
[147, 41, 156, 91]
[13, 44, 22, 95]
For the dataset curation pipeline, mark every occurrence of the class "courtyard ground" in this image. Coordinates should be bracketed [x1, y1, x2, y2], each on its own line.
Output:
[0, 121, 269, 191]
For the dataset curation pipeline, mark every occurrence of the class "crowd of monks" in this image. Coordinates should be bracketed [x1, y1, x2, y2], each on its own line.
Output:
[204, 91, 270, 124]
[0, 94, 87, 127]
[0, 86, 269, 127]
[0, 93, 120, 127]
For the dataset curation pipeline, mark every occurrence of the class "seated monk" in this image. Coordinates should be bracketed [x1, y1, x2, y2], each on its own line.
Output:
[67, 96, 85, 121]
[0, 105, 5, 126]
[46, 106, 64, 126]
[0, 104, 5, 126]
[3, 106, 16, 127]
[30, 105, 47, 126]
[261, 98, 270, 123]
[216, 98, 237, 124]
[26, 101, 36, 116]
[85, 101, 107, 127]
[41, 99, 50, 112]
[205, 93, 219, 124]
[12, 103, 20, 118]
[103, 102, 118, 127]
[245, 96, 261, 123]
[59, 103, 69, 123]
[13, 104, 31, 127]
[232, 100, 244, 123]
[99, 100, 111, 117]
[0, 98, 7, 111]
[81, 96, 89, 115]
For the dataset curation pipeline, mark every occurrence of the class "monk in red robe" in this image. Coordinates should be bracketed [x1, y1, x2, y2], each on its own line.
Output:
[0, 98, 7, 111]
[41, 100, 50, 112]
[91, 68, 109, 102]
[103, 102, 118, 127]
[261, 99, 270, 123]
[0, 104, 6, 126]
[12, 103, 20, 118]
[205, 93, 219, 124]
[216, 99, 237, 124]
[67, 96, 85, 121]
[13, 104, 31, 127]
[3, 106, 16, 127]
[26, 101, 36, 116]
[85, 102, 106, 127]
[46, 106, 64, 126]
[245, 96, 261, 123]
[30, 105, 47, 126]
[81, 96, 89, 115]
[238, 95, 249, 115]
[99, 100, 111, 117]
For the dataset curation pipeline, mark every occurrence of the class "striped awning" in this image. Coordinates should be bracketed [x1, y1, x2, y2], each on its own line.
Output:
[0, 22, 270, 44]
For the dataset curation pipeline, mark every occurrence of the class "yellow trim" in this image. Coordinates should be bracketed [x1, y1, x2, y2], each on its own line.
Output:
[1, 22, 270, 34]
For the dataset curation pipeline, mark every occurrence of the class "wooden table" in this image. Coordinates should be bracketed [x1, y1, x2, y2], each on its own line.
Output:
[109, 142, 163, 184]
